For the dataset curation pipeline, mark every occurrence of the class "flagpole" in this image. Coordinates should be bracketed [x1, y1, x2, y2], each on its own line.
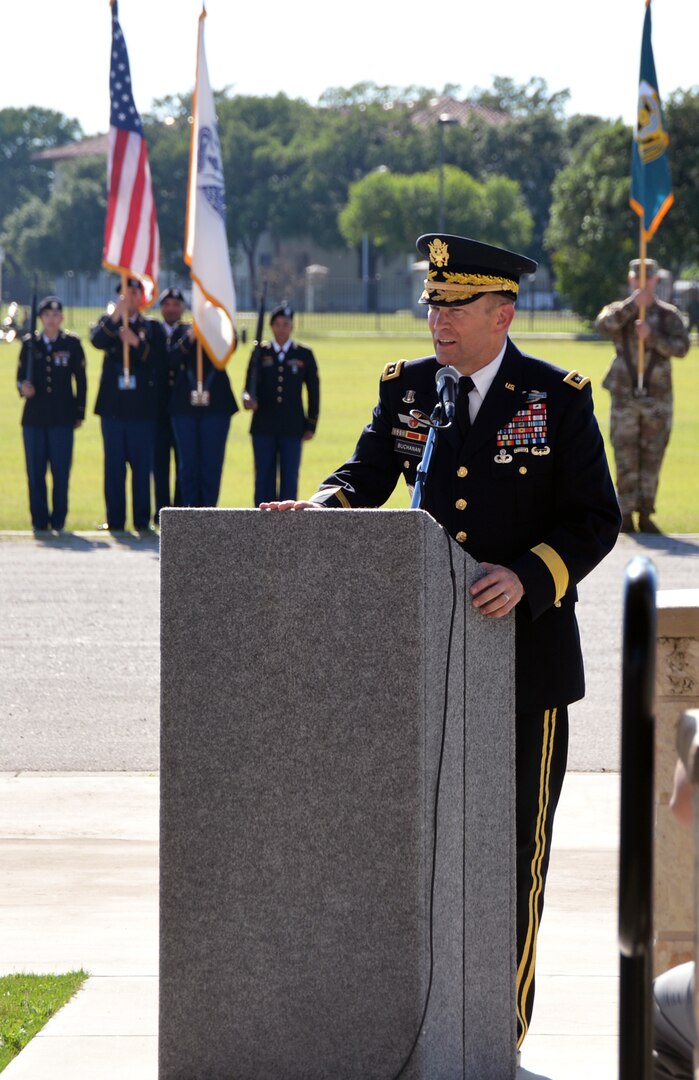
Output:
[629, 0, 673, 397]
[637, 225, 647, 392]
[120, 271, 131, 385]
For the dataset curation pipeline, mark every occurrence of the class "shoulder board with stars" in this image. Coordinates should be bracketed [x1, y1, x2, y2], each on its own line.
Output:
[562, 370, 591, 390]
[381, 360, 406, 381]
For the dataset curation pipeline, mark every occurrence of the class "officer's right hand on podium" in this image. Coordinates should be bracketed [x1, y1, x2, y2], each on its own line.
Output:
[259, 500, 319, 510]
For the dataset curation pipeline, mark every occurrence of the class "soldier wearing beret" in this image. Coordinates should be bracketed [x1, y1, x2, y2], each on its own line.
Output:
[90, 278, 160, 535]
[596, 258, 689, 533]
[262, 234, 621, 1049]
[167, 319, 238, 507]
[152, 287, 184, 523]
[242, 303, 320, 505]
[16, 295, 87, 534]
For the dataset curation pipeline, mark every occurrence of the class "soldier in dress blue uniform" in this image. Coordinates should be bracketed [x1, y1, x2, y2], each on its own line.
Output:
[261, 235, 621, 1049]
[242, 303, 320, 505]
[167, 322, 238, 507]
[152, 287, 183, 524]
[90, 278, 159, 535]
[17, 295, 87, 534]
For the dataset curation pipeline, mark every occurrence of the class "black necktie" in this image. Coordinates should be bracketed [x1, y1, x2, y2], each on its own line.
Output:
[456, 376, 475, 438]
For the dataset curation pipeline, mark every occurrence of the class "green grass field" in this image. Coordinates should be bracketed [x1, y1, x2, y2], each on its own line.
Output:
[0, 970, 88, 1072]
[2, 317, 697, 532]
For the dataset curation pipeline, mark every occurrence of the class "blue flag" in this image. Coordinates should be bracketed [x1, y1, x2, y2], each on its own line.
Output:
[630, 0, 673, 239]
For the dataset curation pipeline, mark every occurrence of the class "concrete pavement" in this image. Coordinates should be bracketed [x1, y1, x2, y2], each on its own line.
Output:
[2, 528, 698, 772]
[0, 770, 618, 1079]
[1, 528, 698, 1076]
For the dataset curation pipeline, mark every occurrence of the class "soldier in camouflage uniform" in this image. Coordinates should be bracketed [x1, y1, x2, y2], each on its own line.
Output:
[596, 258, 689, 533]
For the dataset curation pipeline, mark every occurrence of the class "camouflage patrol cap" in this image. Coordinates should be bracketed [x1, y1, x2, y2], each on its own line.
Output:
[629, 258, 659, 277]
[417, 233, 537, 306]
[38, 295, 63, 314]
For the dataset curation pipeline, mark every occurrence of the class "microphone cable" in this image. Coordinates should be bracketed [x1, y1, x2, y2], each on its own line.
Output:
[386, 527, 459, 1080]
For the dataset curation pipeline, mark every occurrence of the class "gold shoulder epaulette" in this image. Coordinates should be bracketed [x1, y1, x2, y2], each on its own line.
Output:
[381, 360, 405, 382]
[563, 369, 590, 390]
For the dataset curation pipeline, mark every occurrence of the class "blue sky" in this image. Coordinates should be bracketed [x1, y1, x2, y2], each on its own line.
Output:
[5, 0, 697, 135]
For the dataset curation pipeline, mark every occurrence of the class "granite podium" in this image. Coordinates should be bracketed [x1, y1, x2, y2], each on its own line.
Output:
[159, 508, 516, 1079]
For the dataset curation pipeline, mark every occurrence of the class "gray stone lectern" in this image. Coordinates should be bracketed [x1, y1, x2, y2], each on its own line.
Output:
[159, 508, 516, 1080]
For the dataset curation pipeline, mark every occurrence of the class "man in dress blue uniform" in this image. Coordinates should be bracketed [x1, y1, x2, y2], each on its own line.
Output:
[90, 278, 159, 535]
[152, 287, 183, 524]
[17, 295, 87, 534]
[261, 234, 621, 1047]
[167, 318, 238, 507]
[242, 303, 320, 505]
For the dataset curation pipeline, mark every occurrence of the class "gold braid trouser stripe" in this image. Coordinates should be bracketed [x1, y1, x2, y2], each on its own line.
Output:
[516, 707, 557, 1048]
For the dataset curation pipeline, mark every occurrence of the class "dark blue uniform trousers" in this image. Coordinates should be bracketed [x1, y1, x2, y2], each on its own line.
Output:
[171, 413, 230, 507]
[22, 425, 74, 531]
[252, 434, 303, 505]
[101, 417, 156, 530]
[153, 417, 180, 524]
[515, 704, 569, 1048]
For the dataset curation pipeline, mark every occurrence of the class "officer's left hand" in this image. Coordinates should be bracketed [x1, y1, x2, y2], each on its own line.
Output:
[302, 431, 314, 442]
[74, 420, 83, 430]
[470, 562, 524, 618]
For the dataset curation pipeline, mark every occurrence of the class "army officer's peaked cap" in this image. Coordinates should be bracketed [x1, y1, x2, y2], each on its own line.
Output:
[417, 233, 538, 306]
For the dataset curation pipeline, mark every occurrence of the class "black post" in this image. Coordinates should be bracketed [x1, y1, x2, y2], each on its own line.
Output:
[619, 555, 657, 1080]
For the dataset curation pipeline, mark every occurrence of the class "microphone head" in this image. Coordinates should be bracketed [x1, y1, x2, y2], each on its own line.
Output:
[435, 365, 461, 392]
[435, 364, 460, 422]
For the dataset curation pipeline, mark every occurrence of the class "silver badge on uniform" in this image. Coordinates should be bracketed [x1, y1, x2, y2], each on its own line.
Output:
[402, 389, 416, 404]
[531, 445, 551, 456]
[494, 449, 513, 464]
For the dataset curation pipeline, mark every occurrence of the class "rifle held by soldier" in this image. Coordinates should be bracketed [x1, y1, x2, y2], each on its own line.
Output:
[23, 285, 39, 391]
[242, 280, 267, 411]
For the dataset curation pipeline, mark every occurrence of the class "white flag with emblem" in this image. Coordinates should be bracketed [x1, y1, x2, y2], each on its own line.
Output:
[184, 7, 236, 368]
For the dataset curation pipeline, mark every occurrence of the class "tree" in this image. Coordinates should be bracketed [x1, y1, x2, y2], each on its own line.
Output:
[470, 76, 570, 120]
[0, 107, 82, 233]
[215, 94, 320, 296]
[0, 159, 106, 278]
[546, 121, 634, 320]
[144, 96, 194, 276]
[657, 89, 699, 274]
[339, 166, 532, 260]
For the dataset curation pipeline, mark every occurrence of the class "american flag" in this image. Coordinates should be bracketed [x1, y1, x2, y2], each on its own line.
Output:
[102, 0, 159, 302]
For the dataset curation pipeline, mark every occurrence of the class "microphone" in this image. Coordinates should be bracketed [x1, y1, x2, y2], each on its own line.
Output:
[435, 365, 461, 422]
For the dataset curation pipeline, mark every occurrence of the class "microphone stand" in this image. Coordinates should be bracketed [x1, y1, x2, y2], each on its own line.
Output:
[410, 402, 451, 509]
